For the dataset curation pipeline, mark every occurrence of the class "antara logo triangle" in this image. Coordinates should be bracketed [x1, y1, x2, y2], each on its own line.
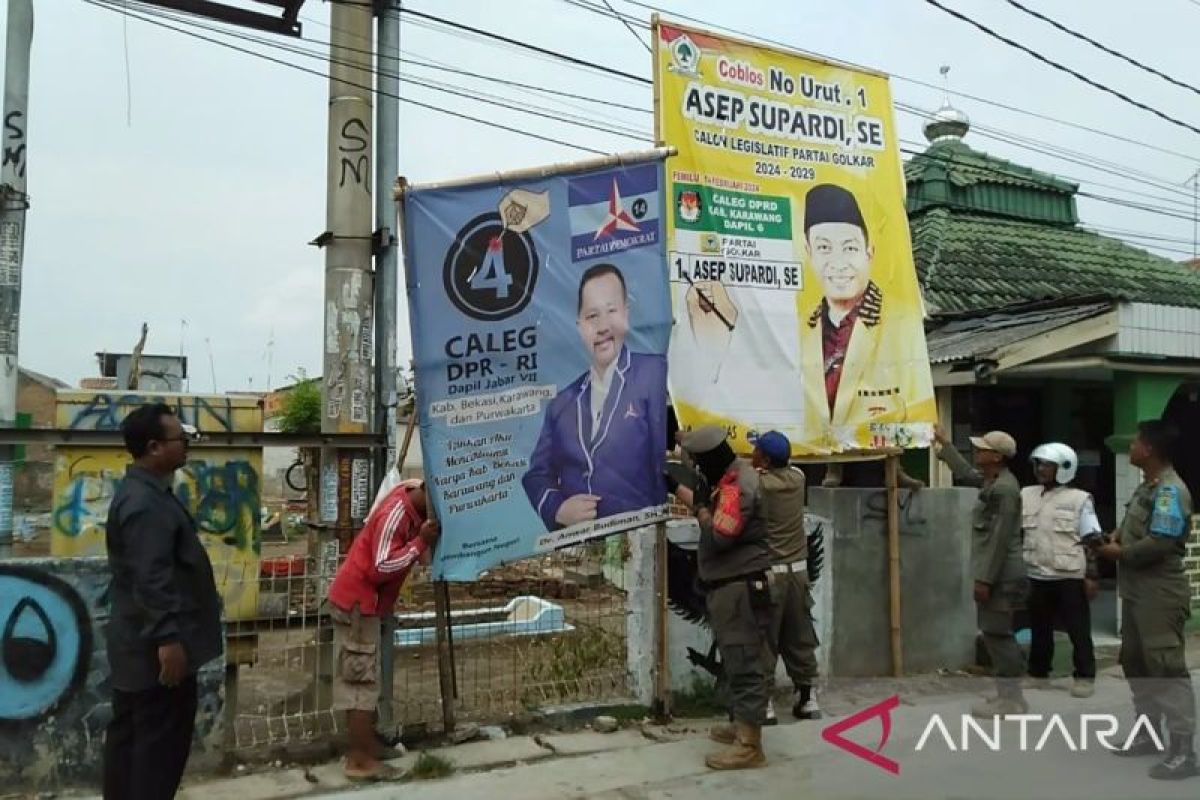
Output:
[820, 694, 902, 775]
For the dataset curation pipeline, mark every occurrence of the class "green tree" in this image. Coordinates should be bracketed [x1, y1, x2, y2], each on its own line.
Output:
[278, 369, 321, 434]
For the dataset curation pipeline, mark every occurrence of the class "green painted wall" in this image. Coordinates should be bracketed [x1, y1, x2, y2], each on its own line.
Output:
[1107, 373, 1184, 452]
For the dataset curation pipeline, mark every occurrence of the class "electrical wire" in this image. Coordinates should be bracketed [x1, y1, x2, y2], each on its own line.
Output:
[86, 0, 1198, 256]
[608, 0, 1196, 163]
[83, 0, 611, 154]
[395, 3, 1198, 198]
[921, 0, 1200, 137]
[1002, 0, 1200, 98]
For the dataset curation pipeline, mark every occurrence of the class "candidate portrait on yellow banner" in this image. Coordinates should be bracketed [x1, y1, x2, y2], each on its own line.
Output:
[798, 183, 935, 448]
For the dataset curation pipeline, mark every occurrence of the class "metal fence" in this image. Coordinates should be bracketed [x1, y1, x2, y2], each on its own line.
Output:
[219, 533, 634, 751]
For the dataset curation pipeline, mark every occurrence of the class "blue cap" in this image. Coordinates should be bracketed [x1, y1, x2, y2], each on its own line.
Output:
[749, 430, 791, 466]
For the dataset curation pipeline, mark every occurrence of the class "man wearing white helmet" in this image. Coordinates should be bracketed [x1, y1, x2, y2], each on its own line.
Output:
[1021, 442, 1101, 698]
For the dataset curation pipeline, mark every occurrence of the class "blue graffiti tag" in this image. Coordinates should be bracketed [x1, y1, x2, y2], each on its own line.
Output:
[68, 394, 235, 432]
[0, 567, 92, 723]
[176, 460, 261, 554]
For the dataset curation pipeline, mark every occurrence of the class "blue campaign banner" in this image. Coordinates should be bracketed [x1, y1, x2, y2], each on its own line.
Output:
[403, 156, 673, 581]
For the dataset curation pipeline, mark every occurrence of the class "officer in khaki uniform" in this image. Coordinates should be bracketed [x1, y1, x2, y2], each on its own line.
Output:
[1096, 420, 1197, 781]
[749, 430, 822, 722]
[934, 426, 1029, 717]
[678, 425, 773, 771]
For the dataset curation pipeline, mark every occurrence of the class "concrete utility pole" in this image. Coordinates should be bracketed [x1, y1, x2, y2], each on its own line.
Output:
[318, 0, 374, 552]
[0, 0, 32, 556]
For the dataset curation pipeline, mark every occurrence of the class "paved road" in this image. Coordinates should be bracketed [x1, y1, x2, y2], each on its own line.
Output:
[323, 671, 1200, 800]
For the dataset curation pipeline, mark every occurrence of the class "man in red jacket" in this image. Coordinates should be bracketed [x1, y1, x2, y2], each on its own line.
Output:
[327, 479, 439, 781]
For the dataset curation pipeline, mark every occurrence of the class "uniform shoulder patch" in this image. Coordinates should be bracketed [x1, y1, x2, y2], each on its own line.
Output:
[1149, 484, 1186, 538]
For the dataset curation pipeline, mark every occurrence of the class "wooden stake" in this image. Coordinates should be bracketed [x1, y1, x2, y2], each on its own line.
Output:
[885, 456, 904, 677]
[433, 580, 457, 733]
[653, 522, 672, 719]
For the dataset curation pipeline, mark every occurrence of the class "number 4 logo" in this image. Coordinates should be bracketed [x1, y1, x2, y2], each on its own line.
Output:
[471, 237, 514, 299]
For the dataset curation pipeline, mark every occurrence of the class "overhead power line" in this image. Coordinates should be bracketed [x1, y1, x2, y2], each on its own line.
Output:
[84, 0, 610, 154]
[89, 0, 1198, 258]
[1002, 0, 1200, 98]
[399, 4, 1198, 202]
[921, 0, 1200, 137]
[609, 0, 1196, 162]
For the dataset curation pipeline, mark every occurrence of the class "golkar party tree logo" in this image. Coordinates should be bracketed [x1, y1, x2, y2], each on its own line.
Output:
[821, 695, 1164, 775]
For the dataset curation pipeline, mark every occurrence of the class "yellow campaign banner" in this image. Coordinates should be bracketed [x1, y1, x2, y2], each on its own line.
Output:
[654, 20, 935, 455]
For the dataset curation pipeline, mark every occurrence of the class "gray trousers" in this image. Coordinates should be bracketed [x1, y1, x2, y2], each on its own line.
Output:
[707, 578, 772, 726]
[1120, 600, 1197, 736]
[978, 579, 1027, 698]
[763, 569, 819, 691]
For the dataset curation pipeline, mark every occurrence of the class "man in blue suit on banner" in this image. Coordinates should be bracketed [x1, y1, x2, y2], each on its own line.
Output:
[523, 262, 668, 530]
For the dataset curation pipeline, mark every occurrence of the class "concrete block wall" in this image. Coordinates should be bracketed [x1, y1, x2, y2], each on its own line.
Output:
[808, 487, 980, 677]
[0, 557, 224, 790]
[625, 488, 980, 692]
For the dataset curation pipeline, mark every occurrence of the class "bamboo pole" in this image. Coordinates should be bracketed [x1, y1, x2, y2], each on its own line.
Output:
[434, 580, 457, 733]
[885, 455, 903, 677]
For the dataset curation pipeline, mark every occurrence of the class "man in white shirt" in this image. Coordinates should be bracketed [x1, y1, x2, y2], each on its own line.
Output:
[1020, 442, 1101, 697]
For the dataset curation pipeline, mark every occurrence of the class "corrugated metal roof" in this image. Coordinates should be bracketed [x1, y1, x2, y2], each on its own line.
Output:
[926, 302, 1113, 365]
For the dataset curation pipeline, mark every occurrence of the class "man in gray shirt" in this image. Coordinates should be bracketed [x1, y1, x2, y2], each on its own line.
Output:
[102, 403, 222, 800]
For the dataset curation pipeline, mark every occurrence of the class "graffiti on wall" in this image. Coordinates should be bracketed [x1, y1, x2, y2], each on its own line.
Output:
[0, 559, 223, 788]
[50, 391, 264, 620]
[51, 450, 263, 620]
[0, 565, 92, 724]
[55, 391, 263, 434]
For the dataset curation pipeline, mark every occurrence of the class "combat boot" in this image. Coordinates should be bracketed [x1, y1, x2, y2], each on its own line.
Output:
[705, 721, 767, 770]
[708, 722, 736, 744]
[794, 685, 822, 720]
[970, 695, 1028, 719]
[1148, 734, 1199, 780]
[1112, 723, 1165, 757]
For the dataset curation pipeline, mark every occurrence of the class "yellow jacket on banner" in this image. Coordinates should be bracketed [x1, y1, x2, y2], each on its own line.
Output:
[799, 283, 936, 451]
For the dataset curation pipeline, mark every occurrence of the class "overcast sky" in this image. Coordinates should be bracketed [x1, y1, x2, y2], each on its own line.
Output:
[12, 0, 1198, 391]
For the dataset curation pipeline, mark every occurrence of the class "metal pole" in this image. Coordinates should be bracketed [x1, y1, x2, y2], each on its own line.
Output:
[373, 0, 401, 737]
[0, 0, 32, 556]
[373, 0, 399, 489]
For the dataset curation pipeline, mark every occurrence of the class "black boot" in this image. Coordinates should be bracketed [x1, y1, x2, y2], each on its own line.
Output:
[1113, 730, 1165, 757]
[793, 685, 821, 720]
[1149, 734, 1199, 780]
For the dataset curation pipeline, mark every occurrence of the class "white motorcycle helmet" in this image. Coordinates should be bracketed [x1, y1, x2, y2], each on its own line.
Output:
[1030, 442, 1078, 484]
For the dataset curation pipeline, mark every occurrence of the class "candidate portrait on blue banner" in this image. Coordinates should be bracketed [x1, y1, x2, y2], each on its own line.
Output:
[522, 261, 668, 529]
[402, 154, 673, 580]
